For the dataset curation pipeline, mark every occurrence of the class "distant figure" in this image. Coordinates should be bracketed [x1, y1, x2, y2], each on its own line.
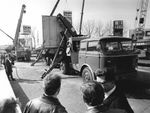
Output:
[1, 53, 5, 66]
[81, 81, 127, 113]
[0, 97, 17, 113]
[4, 54, 15, 81]
[9, 53, 15, 65]
[23, 73, 68, 113]
[95, 70, 134, 113]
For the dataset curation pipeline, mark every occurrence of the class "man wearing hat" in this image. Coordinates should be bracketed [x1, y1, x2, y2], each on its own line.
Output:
[95, 69, 134, 113]
[23, 73, 68, 113]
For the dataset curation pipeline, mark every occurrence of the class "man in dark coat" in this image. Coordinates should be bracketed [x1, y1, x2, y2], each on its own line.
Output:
[81, 81, 127, 113]
[102, 81, 134, 113]
[95, 70, 134, 113]
[23, 73, 68, 113]
[4, 54, 15, 81]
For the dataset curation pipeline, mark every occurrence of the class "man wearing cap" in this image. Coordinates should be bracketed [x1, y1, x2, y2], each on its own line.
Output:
[4, 54, 15, 81]
[23, 73, 68, 113]
[95, 69, 134, 113]
[81, 81, 127, 113]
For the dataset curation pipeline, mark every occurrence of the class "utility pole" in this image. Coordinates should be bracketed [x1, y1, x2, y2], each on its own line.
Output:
[79, 0, 85, 35]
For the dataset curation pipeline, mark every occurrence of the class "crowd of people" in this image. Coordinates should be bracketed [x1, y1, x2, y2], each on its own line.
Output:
[0, 54, 134, 113]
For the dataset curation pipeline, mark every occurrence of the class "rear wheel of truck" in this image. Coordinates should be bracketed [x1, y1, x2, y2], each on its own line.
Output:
[82, 67, 94, 82]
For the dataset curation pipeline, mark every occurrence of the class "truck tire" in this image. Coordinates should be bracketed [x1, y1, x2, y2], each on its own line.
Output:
[82, 67, 94, 82]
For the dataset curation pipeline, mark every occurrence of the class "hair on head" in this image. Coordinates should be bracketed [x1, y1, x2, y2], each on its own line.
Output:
[81, 81, 104, 106]
[43, 73, 61, 96]
[0, 97, 17, 113]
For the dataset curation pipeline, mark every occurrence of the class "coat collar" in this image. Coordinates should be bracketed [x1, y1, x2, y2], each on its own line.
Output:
[88, 105, 108, 112]
[104, 85, 116, 100]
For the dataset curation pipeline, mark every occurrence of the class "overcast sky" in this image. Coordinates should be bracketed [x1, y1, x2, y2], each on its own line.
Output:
[0, 0, 150, 46]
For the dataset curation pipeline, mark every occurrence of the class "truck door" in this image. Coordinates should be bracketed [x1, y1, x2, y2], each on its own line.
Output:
[85, 41, 100, 71]
[79, 41, 87, 68]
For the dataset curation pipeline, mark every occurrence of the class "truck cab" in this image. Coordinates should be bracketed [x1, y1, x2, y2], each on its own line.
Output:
[78, 36, 138, 82]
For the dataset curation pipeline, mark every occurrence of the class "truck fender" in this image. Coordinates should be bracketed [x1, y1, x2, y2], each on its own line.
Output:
[80, 63, 96, 80]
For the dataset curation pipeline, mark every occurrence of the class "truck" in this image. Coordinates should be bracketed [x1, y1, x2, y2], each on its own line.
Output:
[77, 36, 138, 82]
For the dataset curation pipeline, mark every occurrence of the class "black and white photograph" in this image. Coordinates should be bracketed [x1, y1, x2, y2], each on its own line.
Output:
[0, 0, 150, 113]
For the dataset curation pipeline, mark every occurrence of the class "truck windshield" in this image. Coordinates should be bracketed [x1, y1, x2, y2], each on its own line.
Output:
[102, 40, 133, 53]
[121, 41, 133, 51]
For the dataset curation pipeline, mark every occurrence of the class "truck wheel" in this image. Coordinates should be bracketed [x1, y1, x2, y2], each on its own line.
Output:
[82, 67, 93, 82]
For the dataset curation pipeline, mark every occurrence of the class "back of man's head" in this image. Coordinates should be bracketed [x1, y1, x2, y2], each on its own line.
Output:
[81, 81, 104, 106]
[43, 73, 61, 96]
[0, 97, 17, 113]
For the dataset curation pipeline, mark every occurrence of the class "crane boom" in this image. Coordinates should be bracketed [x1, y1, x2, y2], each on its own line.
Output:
[14, 4, 26, 47]
[132, 0, 150, 59]
[135, 0, 149, 30]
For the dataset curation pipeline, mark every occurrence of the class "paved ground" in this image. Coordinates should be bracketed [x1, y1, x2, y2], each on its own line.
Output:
[10, 61, 85, 113]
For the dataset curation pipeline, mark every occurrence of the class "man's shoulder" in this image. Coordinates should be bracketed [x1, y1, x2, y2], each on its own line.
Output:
[25, 97, 68, 113]
[106, 108, 127, 113]
[87, 107, 127, 113]
[27, 96, 65, 107]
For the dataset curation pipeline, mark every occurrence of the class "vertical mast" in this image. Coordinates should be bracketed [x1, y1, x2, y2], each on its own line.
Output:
[14, 4, 26, 60]
[79, 0, 85, 35]
[14, 4, 26, 47]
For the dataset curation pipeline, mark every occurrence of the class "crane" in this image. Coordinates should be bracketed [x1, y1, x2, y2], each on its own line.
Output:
[0, 5, 31, 61]
[132, 0, 150, 59]
[134, 0, 149, 39]
[0, 4, 26, 48]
